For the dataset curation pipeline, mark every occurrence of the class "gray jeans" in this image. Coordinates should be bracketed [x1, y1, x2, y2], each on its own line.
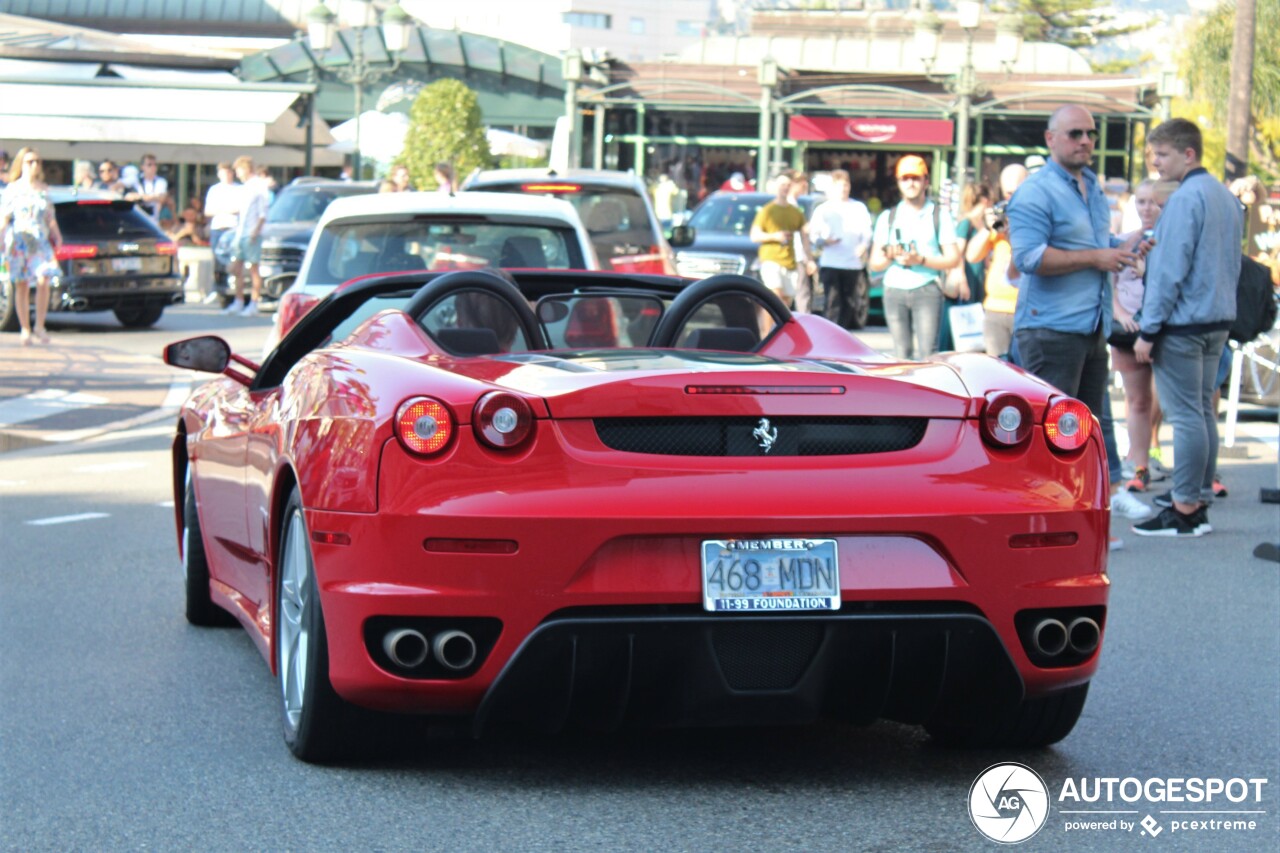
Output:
[1152, 330, 1229, 507]
[884, 283, 943, 360]
[1013, 325, 1110, 420]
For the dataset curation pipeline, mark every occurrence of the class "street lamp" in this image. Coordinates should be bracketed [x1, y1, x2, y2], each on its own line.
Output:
[914, 2, 1022, 195]
[757, 57, 779, 188]
[562, 49, 585, 169]
[308, 1, 412, 179]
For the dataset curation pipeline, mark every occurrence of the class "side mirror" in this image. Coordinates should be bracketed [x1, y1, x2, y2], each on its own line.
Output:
[164, 336, 230, 373]
[668, 224, 696, 248]
[263, 272, 298, 301]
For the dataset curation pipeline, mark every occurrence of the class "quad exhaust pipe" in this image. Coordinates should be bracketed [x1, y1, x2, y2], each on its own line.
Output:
[382, 628, 429, 669]
[381, 627, 477, 671]
[1031, 618, 1068, 657]
[1067, 617, 1100, 655]
[433, 630, 477, 671]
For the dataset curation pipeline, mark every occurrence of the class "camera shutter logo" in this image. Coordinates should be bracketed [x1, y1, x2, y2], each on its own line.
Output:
[968, 763, 1050, 844]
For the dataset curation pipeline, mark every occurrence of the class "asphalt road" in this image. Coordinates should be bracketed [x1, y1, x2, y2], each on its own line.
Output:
[1, 304, 1278, 852]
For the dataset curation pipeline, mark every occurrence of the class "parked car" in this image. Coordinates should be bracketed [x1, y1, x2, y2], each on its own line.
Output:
[462, 168, 676, 275]
[0, 188, 181, 330]
[211, 177, 378, 307]
[166, 269, 1109, 762]
[670, 190, 883, 329]
[266, 190, 598, 347]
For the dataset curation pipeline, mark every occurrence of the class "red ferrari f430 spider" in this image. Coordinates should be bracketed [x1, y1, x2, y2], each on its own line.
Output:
[165, 270, 1110, 762]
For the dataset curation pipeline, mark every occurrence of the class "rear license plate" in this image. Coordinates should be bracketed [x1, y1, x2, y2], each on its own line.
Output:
[111, 257, 143, 271]
[701, 538, 840, 612]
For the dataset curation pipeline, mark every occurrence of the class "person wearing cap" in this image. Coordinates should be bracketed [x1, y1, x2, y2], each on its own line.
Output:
[750, 170, 817, 311]
[868, 154, 962, 360]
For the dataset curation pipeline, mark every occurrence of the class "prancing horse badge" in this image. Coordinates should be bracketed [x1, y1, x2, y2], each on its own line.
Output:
[753, 417, 778, 453]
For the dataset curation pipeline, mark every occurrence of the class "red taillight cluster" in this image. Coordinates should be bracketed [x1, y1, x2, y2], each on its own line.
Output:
[473, 392, 535, 449]
[395, 397, 453, 456]
[980, 393, 1034, 448]
[979, 393, 1093, 453]
[155, 242, 178, 256]
[276, 292, 322, 338]
[1044, 397, 1094, 451]
[56, 244, 98, 261]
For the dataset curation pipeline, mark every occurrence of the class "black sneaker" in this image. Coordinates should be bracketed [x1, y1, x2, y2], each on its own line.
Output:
[1153, 492, 1173, 509]
[1188, 506, 1212, 535]
[1132, 507, 1205, 537]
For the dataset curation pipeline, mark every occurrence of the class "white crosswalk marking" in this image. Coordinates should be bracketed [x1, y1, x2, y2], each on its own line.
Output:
[26, 512, 111, 526]
[0, 389, 109, 427]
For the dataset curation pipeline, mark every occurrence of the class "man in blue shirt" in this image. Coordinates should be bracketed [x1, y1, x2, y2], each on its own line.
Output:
[1131, 119, 1240, 538]
[1007, 105, 1141, 422]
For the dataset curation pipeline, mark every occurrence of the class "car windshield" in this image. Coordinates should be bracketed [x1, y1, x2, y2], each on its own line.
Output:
[55, 201, 162, 239]
[686, 196, 764, 235]
[306, 219, 585, 287]
[267, 189, 345, 224]
[486, 185, 654, 259]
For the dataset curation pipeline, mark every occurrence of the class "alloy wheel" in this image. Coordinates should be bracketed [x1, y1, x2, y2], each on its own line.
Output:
[278, 508, 312, 733]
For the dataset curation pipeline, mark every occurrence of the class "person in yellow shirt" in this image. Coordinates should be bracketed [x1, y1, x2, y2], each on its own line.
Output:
[750, 171, 816, 308]
[967, 163, 1029, 358]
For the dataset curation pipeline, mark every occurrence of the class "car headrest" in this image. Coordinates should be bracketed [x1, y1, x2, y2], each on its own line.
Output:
[500, 236, 547, 269]
[683, 327, 759, 352]
[434, 327, 503, 356]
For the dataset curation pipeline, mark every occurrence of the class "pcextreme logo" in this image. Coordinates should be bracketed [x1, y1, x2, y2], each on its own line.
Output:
[968, 763, 1051, 844]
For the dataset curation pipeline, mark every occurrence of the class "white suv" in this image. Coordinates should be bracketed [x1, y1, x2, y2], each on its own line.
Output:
[269, 191, 598, 344]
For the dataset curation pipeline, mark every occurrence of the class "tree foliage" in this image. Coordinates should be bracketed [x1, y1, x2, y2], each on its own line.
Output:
[399, 79, 493, 191]
[1002, 0, 1156, 71]
[1178, 0, 1280, 182]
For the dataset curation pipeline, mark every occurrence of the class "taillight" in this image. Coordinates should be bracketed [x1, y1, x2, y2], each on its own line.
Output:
[980, 392, 1033, 448]
[1044, 397, 1093, 452]
[277, 292, 321, 337]
[521, 182, 581, 193]
[156, 242, 178, 256]
[56, 244, 98, 260]
[609, 247, 667, 275]
[395, 397, 454, 456]
[472, 392, 534, 450]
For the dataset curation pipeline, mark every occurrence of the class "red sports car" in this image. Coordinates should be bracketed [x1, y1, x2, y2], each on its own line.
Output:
[165, 270, 1110, 762]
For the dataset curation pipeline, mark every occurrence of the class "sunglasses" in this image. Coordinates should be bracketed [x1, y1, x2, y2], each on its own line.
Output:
[898, 175, 925, 182]
[24, 158, 41, 165]
[1065, 129, 1100, 141]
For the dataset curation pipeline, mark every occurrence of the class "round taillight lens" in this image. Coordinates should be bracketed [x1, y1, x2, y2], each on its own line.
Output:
[473, 391, 534, 449]
[980, 392, 1033, 448]
[395, 397, 453, 456]
[1044, 397, 1093, 451]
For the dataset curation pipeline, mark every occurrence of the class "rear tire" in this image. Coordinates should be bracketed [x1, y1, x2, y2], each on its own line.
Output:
[183, 468, 235, 627]
[925, 683, 1089, 748]
[114, 304, 165, 328]
[277, 488, 354, 762]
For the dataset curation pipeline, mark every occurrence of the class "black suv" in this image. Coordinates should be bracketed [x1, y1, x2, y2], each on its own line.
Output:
[214, 178, 378, 304]
[0, 188, 182, 330]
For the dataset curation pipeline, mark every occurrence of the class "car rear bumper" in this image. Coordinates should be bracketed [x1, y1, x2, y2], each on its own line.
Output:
[52, 275, 184, 312]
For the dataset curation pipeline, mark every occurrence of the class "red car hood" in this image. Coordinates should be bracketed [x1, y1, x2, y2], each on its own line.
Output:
[440, 351, 973, 419]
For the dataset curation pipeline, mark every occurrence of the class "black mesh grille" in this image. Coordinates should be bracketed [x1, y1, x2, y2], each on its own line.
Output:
[711, 622, 825, 690]
[594, 416, 927, 456]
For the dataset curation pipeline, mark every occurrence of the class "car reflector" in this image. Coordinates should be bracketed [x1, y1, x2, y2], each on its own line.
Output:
[311, 531, 352, 546]
[1009, 532, 1079, 549]
[396, 397, 454, 456]
[473, 391, 534, 449]
[980, 392, 1033, 448]
[424, 538, 519, 554]
[1044, 397, 1093, 452]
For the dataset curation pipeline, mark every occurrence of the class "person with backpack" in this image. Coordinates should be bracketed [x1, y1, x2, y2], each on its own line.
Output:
[868, 155, 962, 360]
[1131, 118, 1242, 538]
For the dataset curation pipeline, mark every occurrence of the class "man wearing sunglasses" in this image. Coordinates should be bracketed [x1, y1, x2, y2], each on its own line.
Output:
[1006, 104, 1144, 451]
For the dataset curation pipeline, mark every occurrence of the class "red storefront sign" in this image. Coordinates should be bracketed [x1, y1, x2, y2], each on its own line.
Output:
[789, 116, 955, 146]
